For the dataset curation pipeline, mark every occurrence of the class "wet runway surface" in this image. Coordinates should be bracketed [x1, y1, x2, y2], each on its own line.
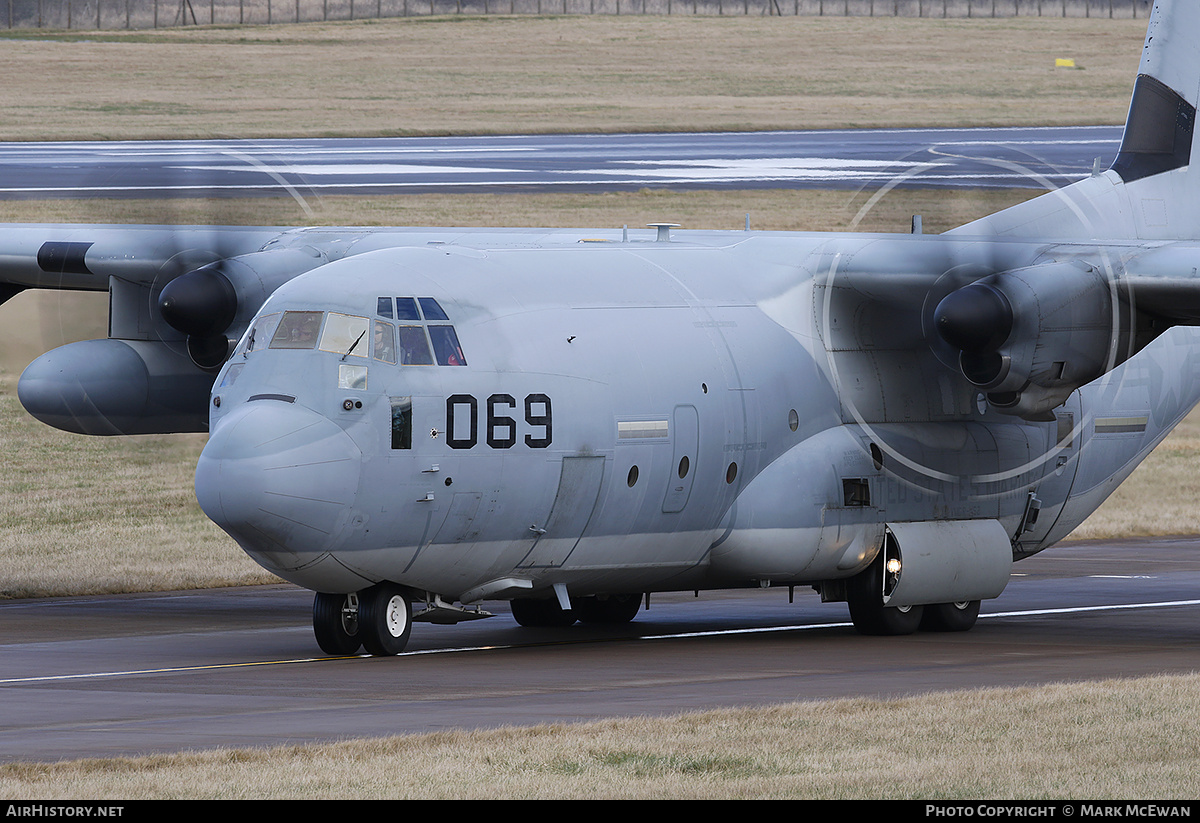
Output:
[2, 536, 1197, 763]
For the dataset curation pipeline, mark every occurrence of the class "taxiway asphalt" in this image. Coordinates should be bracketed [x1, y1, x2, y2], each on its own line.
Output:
[2, 537, 1197, 763]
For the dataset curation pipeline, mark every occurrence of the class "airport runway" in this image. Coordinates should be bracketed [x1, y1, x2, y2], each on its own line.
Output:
[2, 536, 1198, 763]
[0, 126, 1123, 198]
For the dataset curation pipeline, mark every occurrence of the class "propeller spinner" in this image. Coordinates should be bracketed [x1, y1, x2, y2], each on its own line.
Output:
[158, 263, 239, 370]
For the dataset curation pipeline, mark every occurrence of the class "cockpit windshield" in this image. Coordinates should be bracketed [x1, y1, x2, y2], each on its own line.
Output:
[269, 311, 323, 349]
[245, 299, 466, 367]
[319, 313, 370, 357]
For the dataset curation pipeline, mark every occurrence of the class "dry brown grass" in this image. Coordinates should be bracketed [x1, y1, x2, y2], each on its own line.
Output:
[0, 371, 276, 598]
[0, 16, 1146, 141]
[3, 672, 1199, 798]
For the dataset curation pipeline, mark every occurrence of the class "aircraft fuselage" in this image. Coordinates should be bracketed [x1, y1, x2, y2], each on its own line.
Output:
[192, 229, 1200, 610]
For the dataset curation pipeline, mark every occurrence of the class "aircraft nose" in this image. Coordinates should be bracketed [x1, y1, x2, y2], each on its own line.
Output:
[195, 400, 363, 568]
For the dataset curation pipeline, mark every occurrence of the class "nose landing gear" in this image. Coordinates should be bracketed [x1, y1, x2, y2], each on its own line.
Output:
[313, 584, 414, 657]
[313, 591, 361, 656]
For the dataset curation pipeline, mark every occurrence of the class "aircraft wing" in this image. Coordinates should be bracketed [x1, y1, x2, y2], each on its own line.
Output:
[0, 224, 285, 296]
[822, 232, 1200, 421]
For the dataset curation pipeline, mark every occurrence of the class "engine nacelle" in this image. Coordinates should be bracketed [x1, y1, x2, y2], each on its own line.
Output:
[158, 246, 329, 369]
[935, 261, 1120, 420]
[18, 338, 213, 435]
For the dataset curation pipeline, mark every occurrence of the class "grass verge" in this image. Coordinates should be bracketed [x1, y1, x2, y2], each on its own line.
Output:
[0, 16, 1147, 140]
[3, 672, 1199, 798]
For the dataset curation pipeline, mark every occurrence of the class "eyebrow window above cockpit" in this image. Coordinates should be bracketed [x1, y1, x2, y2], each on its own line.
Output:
[396, 298, 421, 321]
[376, 296, 448, 322]
[418, 297, 449, 321]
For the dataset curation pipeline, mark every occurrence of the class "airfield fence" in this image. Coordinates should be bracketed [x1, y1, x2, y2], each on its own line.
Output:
[2, 0, 1154, 29]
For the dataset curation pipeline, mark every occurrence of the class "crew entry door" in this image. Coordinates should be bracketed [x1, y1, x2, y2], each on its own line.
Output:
[516, 455, 606, 569]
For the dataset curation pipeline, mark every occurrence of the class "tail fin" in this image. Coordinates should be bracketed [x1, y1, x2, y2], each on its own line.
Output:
[1111, 1, 1197, 185]
[951, 0, 1200, 242]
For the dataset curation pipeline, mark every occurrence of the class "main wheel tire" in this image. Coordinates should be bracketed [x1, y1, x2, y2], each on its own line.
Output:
[510, 596, 576, 627]
[358, 583, 413, 656]
[312, 592, 362, 655]
[574, 594, 642, 624]
[846, 555, 924, 636]
[920, 600, 981, 632]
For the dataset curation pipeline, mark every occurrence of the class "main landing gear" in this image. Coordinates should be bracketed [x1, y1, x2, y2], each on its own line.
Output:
[312, 583, 413, 657]
[845, 551, 980, 636]
[509, 593, 642, 627]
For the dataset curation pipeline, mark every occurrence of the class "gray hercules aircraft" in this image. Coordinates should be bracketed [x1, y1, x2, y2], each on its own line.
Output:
[5, 2, 1200, 656]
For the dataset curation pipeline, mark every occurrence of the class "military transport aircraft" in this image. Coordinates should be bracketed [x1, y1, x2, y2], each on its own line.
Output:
[3, 2, 1198, 656]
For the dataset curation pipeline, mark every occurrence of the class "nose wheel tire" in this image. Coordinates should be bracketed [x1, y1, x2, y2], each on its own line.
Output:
[358, 583, 413, 656]
[312, 592, 361, 656]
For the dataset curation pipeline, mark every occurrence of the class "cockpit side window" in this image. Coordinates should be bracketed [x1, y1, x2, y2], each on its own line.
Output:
[397, 325, 434, 365]
[319, 313, 370, 357]
[428, 325, 467, 366]
[243, 312, 279, 354]
[372, 297, 467, 367]
[270, 311, 323, 349]
[373, 320, 397, 364]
